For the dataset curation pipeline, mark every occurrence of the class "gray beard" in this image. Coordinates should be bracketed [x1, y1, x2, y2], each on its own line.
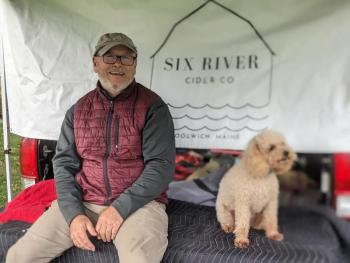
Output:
[99, 77, 133, 97]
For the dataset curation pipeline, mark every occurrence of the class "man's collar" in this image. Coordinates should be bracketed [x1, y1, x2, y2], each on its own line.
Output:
[97, 80, 135, 101]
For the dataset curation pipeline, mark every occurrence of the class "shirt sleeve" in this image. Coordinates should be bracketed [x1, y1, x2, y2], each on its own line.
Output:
[53, 105, 85, 225]
[111, 97, 176, 219]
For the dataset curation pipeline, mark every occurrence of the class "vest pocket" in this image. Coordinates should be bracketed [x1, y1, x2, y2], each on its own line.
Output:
[114, 119, 119, 149]
[116, 135, 141, 160]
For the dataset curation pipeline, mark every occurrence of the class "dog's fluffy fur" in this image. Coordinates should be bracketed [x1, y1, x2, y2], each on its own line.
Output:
[216, 130, 296, 248]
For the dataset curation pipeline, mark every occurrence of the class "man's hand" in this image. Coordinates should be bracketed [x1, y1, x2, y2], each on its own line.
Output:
[70, 215, 97, 251]
[96, 206, 124, 242]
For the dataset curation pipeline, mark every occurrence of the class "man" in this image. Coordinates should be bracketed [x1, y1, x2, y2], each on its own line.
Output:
[7, 32, 175, 263]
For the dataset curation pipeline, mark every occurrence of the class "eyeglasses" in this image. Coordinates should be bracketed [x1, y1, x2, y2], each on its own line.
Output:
[102, 55, 136, 66]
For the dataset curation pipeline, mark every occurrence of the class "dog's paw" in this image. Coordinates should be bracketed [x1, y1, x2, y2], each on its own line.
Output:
[221, 224, 235, 233]
[234, 238, 250, 249]
[267, 232, 284, 241]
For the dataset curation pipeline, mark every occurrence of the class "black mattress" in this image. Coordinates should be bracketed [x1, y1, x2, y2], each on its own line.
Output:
[1, 199, 350, 263]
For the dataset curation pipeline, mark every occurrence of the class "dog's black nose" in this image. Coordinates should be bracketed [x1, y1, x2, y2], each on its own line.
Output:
[283, 150, 289, 157]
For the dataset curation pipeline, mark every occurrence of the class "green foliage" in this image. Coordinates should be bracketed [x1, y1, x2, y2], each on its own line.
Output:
[0, 120, 22, 208]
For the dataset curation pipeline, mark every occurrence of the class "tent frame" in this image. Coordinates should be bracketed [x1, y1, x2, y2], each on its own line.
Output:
[1, 5, 13, 202]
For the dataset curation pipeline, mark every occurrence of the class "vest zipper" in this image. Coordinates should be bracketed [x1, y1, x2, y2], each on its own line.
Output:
[103, 100, 114, 202]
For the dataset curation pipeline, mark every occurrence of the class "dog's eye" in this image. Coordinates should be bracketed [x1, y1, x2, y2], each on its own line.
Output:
[269, 145, 276, 152]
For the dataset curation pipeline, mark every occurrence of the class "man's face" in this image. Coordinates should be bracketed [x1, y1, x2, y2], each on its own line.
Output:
[93, 45, 137, 97]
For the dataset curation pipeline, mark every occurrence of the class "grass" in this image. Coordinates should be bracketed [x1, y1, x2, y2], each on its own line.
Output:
[0, 120, 22, 208]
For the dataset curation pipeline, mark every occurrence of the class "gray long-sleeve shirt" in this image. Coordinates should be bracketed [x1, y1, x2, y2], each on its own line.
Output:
[53, 93, 175, 225]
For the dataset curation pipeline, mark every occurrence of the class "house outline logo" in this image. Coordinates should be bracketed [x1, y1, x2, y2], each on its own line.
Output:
[149, 0, 275, 135]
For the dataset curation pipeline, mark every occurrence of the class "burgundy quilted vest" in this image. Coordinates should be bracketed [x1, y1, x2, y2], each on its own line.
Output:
[73, 81, 168, 205]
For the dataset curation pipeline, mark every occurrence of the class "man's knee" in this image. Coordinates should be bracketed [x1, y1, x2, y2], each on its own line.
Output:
[114, 201, 168, 262]
[6, 231, 73, 263]
[6, 201, 73, 262]
[6, 238, 41, 263]
[117, 234, 168, 263]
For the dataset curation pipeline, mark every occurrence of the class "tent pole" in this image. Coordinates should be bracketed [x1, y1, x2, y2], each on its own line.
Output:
[0, 11, 13, 202]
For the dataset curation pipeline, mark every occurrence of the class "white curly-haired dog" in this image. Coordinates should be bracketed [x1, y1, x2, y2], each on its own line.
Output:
[216, 130, 296, 248]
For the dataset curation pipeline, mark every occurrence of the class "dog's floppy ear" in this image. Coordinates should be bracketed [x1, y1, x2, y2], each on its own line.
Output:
[253, 138, 265, 156]
[243, 137, 270, 177]
[246, 138, 259, 155]
[254, 132, 271, 154]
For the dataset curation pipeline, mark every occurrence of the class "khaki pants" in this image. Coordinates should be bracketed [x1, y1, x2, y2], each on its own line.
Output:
[6, 200, 168, 263]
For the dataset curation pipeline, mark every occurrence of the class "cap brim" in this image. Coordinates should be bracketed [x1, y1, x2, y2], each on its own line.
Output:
[94, 42, 137, 56]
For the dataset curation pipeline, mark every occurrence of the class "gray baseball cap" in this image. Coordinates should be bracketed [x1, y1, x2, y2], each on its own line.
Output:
[93, 32, 137, 56]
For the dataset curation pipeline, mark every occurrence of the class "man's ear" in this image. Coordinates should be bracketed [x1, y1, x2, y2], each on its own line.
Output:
[92, 57, 98, 72]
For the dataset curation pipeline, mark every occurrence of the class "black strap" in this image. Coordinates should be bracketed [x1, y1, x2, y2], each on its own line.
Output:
[193, 179, 218, 196]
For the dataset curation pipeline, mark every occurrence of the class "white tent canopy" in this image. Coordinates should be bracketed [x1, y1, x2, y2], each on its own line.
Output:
[1, 0, 350, 153]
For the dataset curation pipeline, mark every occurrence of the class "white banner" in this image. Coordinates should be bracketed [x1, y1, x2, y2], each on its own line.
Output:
[1, 0, 350, 152]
